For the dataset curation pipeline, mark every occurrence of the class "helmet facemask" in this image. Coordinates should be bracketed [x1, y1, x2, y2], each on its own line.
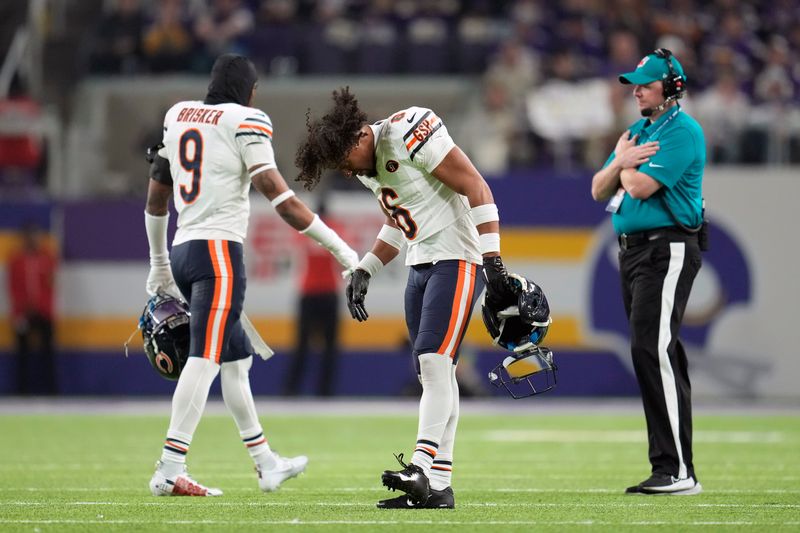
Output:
[488, 345, 557, 399]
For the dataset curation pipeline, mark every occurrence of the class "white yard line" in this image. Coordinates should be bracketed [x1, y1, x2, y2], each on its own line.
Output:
[0, 519, 799, 526]
[482, 429, 788, 443]
[2, 501, 799, 509]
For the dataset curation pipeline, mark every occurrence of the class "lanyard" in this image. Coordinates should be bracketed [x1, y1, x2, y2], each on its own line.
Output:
[644, 107, 681, 140]
[608, 107, 681, 215]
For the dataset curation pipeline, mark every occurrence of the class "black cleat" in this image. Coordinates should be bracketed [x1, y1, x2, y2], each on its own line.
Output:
[377, 486, 455, 509]
[625, 473, 702, 495]
[381, 453, 430, 504]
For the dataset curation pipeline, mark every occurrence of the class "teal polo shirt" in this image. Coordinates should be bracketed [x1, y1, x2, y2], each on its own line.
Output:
[603, 105, 706, 235]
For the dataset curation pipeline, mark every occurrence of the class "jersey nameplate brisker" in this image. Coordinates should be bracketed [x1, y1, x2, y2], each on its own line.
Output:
[159, 101, 277, 246]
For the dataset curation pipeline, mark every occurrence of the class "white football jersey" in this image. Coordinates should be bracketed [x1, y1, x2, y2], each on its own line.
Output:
[158, 100, 277, 246]
[357, 107, 481, 266]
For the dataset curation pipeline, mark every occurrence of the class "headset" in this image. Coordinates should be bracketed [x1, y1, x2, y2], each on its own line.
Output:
[653, 48, 686, 100]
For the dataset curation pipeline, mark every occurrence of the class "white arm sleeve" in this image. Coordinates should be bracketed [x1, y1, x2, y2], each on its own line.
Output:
[300, 215, 359, 270]
[144, 211, 170, 266]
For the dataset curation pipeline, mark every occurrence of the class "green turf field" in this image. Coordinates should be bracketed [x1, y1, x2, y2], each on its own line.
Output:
[1, 410, 798, 531]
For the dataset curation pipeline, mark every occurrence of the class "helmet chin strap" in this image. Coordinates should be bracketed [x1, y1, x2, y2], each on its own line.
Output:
[123, 324, 142, 358]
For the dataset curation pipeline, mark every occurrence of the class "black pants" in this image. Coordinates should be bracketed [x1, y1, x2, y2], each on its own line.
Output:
[284, 293, 340, 396]
[619, 232, 702, 480]
[15, 313, 57, 395]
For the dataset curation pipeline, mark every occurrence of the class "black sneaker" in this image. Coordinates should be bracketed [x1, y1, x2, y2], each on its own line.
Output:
[626, 473, 702, 495]
[381, 453, 430, 504]
[377, 487, 455, 509]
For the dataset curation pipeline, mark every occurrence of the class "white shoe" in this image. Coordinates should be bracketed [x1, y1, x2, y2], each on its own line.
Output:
[672, 481, 703, 495]
[257, 454, 308, 492]
[626, 473, 700, 495]
[149, 461, 223, 497]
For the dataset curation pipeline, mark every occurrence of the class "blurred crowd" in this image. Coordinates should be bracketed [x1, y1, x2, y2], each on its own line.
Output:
[76, 0, 800, 169]
[86, 0, 799, 83]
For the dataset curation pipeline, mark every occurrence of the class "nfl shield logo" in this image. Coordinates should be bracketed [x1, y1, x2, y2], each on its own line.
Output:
[637, 56, 650, 68]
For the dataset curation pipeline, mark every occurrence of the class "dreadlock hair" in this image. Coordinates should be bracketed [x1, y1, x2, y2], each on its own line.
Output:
[295, 87, 368, 191]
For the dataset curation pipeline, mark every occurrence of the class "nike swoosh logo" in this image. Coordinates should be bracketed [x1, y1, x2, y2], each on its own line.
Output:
[405, 498, 415, 507]
[398, 473, 419, 482]
[406, 113, 417, 123]
[648, 162, 664, 168]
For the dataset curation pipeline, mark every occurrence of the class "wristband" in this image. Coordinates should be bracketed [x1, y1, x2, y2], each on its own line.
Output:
[479, 232, 501, 255]
[377, 224, 404, 250]
[356, 252, 384, 278]
[270, 189, 295, 207]
[471, 203, 499, 225]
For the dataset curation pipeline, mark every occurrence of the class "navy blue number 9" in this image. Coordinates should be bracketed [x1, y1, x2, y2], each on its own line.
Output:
[179, 129, 203, 203]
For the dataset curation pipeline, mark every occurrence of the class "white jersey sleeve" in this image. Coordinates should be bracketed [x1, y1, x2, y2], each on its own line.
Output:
[402, 108, 456, 173]
[233, 110, 277, 171]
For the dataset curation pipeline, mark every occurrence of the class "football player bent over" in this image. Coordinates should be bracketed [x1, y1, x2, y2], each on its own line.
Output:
[296, 88, 514, 508]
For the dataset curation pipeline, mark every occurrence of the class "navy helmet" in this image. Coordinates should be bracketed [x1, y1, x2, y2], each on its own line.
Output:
[139, 293, 191, 381]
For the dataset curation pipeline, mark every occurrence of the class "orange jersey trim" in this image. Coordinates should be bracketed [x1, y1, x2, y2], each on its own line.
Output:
[237, 123, 273, 137]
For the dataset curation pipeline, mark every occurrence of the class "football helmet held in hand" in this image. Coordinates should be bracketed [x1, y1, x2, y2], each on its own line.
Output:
[482, 273, 556, 398]
[139, 293, 191, 380]
[482, 273, 551, 348]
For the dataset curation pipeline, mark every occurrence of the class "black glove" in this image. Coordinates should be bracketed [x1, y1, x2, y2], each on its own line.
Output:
[346, 269, 370, 322]
[483, 255, 515, 307]
[145, 142, 164, 164]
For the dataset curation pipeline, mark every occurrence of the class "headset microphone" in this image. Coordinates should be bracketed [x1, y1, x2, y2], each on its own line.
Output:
[641, 94, 678, 117]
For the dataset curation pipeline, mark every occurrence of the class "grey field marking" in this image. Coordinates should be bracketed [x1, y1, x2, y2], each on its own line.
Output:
[1, 397, 798, 415]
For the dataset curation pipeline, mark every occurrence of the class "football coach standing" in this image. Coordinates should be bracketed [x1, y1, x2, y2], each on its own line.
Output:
[591, 49, 706, 495]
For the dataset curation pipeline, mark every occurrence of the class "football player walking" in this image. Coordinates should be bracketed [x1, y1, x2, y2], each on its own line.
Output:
[143, 55, 358, 496]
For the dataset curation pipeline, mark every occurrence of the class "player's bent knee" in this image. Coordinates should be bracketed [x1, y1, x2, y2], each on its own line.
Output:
[418, 353, 452, 383]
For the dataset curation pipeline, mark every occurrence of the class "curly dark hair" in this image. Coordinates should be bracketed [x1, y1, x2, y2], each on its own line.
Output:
[295, 87, 368, 191]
